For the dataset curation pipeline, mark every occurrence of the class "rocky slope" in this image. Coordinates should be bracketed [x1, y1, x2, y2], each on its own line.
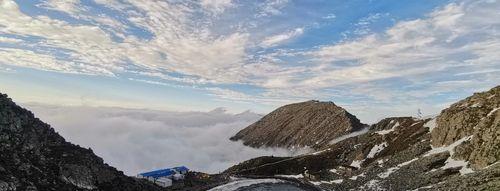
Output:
[224, 86, 500, 190]
[230, 100, 366, 149]
[0, 93, 163, 191]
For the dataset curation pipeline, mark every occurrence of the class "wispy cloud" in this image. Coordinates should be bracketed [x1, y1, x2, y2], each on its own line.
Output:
[260, 27, 304, 48]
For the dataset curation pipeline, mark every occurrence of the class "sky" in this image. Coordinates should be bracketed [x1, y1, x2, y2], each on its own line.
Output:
[1, 0, 500, 123]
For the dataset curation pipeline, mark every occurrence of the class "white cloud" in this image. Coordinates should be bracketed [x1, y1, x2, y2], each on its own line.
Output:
[257, 0, 289, 17]
[323, 14, 336, 20]
[0, 36, 22, 43]
[26, 104, 308, 175]
[260, 27, 304, 48]
[0, 0, 251, 83]
[0, 64, 15, 73]
[297, 0, 500, 91]
[0, 0, 499, 119]
[200, 0, 234, 15]
[38, 0, 82, 15]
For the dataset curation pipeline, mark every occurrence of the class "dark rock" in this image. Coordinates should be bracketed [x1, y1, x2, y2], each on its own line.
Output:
[0, 93, 163, 191]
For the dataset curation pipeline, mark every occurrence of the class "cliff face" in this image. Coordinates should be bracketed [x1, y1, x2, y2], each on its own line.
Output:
[0, 93, 162, 191]
[230, 100, 366, 149]
[225, 86, 500, 191]
[432, 86, 500, 168]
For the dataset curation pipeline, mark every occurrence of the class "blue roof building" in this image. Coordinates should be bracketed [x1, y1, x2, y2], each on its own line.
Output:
[173, 166, 189, 173]
[139, 168, 176, 179]
[137, 166, 190, 187]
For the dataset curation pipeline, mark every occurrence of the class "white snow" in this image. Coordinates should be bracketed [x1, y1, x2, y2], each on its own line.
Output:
[410, 185, 433, 191]
[329, 169, 338, 174]
[331, 179, 344, 184]
[329, 127, 369, 145]
[375, 122, 400, 135]
[424, 118, 437, 132]
[487, 107, 500, 117]
[425, 136, 472, 157]
[208, 178, 284, 191]
[275, 174, 304, 179]
[424, 136, 474, 175]
[350, 160, 363, 168]
[349, 173, 365, 180]
[442, 158, 474, 175]
[470, 103, 481, 107]
[310, 148, 331, 155]
[359, 180, 384, 190]
[378, 158, 418, 178]
[367, 142, 387, 158]
[310, 179, 343, 185]
[377, 159, 387, 166]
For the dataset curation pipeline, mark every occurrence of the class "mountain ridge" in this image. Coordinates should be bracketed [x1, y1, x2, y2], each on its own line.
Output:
[230, 100, 367, 149]
[0, 93, 163, 191]
[222, 85, 500, 190]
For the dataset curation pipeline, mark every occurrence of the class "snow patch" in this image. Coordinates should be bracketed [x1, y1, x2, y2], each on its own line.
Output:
[329, 169, 338, 174]
[275, 174, 304, 179]
[487, 107, 500, 117]
[425, 136, 472, 157]
[329, 127, 369, 145]
[350, 160, 363, 168]
[310, 179, 343, 185]
[208, 178, 284, 191]
[349, 173, 365, 180]
[442, 158, 474, 175]
[360, 180, 385, 191]
[424, 118, 437, 132]
[377, 159, 387, 166]
[375, 122, 399, 135]
[377, 158, 418, 178]
[367, 142, 387, 158]
[310, 148, 331, 155]
[410, 185, 433, 191]
[425, 136, 474, 175]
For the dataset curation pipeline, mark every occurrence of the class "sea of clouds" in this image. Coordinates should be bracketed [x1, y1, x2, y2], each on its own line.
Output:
[25, 104, 309, 175]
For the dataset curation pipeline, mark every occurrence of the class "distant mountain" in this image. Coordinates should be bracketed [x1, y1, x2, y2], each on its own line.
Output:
[0, 93, 162, 191]
[230, 100, 366, 149]
[224, 86, 500, 190]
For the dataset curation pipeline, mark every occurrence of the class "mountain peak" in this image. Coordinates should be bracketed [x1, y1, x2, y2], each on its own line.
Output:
[230, 100, 366, 149]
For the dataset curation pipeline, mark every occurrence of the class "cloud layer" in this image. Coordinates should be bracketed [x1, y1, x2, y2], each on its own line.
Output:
[26, 104, 307, 175]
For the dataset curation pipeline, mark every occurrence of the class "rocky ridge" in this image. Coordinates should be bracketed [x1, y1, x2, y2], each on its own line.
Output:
[0, 93, 163, 191]
[224, 86, 500, 190]
[230, 100, 366, 149]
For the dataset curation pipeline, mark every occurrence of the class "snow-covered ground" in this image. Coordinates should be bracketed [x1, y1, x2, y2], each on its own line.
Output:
[375, 121, 399, 135]
[329, 127, 369, 145]
[208, 178, 284, 191]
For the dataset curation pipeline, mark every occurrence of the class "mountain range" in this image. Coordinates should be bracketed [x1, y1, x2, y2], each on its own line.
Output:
[0, 85, 499, 190]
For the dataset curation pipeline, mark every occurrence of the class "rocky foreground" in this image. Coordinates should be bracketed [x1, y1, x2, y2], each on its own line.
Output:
[0, 93, 163, 191]
[224, 86, 500, 190]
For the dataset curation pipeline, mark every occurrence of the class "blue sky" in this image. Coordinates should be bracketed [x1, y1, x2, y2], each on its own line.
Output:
[1, 0, 499, 123]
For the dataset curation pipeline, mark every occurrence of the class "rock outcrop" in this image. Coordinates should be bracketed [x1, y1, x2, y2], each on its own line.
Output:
[0, 93, 162, 191]
[432, 86, 500, 168]
[224, 86, 500, 191]
[230, 100, 366, 149]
